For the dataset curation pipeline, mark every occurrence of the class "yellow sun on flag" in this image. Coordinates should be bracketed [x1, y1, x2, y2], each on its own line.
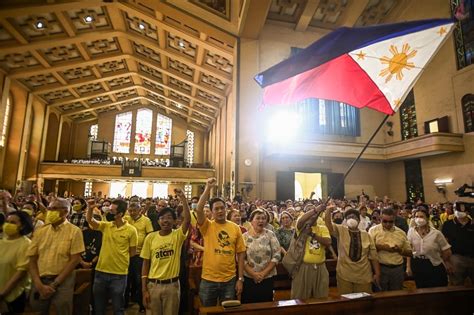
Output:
[379, 43, 417, 83]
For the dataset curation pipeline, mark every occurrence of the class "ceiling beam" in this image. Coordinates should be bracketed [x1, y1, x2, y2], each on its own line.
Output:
[295, 0, 320, 32]
[338, 0, 370, 27]
[239, 0, 272, 38]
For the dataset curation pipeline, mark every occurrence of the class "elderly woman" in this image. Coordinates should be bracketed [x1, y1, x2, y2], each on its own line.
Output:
[275, 211, 295, 255]
[227, 209, 247, 233]
[242, 209, 281, 304]
[0, 211, 33, 313]
[406, 207, 453, 288]
[325, 205, 380, 295]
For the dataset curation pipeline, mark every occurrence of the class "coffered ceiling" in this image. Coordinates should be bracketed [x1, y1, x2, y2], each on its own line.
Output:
[0, 0, 241, 131]
[266, 0, 409, 31]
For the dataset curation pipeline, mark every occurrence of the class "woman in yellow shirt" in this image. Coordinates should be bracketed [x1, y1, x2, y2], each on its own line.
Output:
[0, 211, 33, 313]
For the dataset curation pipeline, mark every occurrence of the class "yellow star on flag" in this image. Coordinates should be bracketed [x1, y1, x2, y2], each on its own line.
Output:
[355, 51, 366, 60]
[437, 26, 447, 36]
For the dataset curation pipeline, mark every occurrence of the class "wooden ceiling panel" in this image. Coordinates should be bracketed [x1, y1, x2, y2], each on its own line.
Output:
[0, 1, 235, 130]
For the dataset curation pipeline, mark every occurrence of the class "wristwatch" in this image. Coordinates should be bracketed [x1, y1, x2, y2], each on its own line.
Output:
[238, 277, 244, 282]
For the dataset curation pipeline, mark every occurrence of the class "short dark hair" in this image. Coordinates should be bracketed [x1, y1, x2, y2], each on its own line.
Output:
[112, 199, 128, 214]
[10, 211, 34, 235]
[74, 197, 87, 210]
[414, 206, 429, 218]
[209, 197, 225, 211]
[158, 207, 177, 220]
[381, 207, 395, 216]
[344, 209, 360, 220]
[227, 209, 240, 220]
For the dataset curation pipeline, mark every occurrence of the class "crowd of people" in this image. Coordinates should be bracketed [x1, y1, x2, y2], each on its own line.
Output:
[0, 179, 473, 315]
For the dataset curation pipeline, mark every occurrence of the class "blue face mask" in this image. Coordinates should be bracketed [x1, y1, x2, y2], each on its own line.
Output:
[191, 203, 197, 210]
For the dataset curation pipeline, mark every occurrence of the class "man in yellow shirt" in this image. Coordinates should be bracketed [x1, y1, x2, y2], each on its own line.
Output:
[369, 208, 412, 291]
[291, 204, 331, 299]
[125, 202, 153, 312]
[140, 188, 190, 315]
[196, 178, 246, 307]
[27, 198, 84, 315]
[86, 199, 138, 315]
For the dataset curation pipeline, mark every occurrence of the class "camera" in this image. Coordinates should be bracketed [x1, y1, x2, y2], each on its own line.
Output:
[454, 184, 474, 198]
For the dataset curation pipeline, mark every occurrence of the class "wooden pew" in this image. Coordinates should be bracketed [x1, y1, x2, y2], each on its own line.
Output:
[188, 259, 338, 314]
[199, 286, 474, 315]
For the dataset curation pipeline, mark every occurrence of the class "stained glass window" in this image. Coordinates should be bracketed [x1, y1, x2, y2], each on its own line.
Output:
[404, 159, 424, 203]
[462, 94, 474, 133]
[1, 94, 12, 147]
[399, 90, 418, 140]
[155, 113, 172, 155]
[186, 130, 194, 166]
[134, 109, 153, 154]
[113, 111, 132, 153]
[451, 0, 474, 69]
[89, 124, 98, 141]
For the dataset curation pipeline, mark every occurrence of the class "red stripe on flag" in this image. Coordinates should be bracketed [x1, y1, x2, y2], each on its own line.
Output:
[261, 54, 393, 115]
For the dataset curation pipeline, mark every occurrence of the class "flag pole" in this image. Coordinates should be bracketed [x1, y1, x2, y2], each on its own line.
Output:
[329, 114, 390, 198]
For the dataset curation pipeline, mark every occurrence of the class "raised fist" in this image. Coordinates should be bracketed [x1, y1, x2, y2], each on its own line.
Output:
[206, 178, 217, 187]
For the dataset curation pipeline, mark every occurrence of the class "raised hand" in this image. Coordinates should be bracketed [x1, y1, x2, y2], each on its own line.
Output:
[206, 177, 217, 188]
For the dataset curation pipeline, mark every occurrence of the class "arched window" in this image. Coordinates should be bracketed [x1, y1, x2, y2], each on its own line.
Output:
[186, 130, 194, 166]
[134, 109, 153, 154]
[462, 94, 474, 133]
[155, 113, 172, 155]
[0, 93, 12, 147]
[113, 111, 132, 153]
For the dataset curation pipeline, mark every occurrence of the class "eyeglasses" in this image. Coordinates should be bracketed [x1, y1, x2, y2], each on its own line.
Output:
[382, 220, 394, 223]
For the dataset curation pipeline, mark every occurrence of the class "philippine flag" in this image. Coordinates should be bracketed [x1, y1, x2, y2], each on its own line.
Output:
[254, 19, 455, 115]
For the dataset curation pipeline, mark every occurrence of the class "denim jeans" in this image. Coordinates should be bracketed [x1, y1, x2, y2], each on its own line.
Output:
[93, 271, 127, 315]
[199, 277, 236, 307]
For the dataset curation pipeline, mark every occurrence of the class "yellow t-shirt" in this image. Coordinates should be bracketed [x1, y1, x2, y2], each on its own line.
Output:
[199, 219, 246, 282]
[0, 236, 31, 302]
[125, 215, 153, 253]
[95, 221, 138, 275]
[296, 219, 330, 264]
[27, 221, 85, 276]
[140, 227, 188, 280]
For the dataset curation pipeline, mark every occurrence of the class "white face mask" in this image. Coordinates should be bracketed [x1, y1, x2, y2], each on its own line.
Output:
[346, 218, 359, 229]
[415, 218, 427, 227]
[102, 206, 110, 213]
[454, 210, 467, 219]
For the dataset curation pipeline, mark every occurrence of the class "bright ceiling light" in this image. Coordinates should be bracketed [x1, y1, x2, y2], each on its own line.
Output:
[138, 23, 146, 30]
[265, 110, 300, 143]
[178, 40, 185, 48]
[34, 20, 45, 29]
[84, 15, 94, 23]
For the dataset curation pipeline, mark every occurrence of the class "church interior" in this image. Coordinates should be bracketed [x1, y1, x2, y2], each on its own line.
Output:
[1, 1, 474, 315]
